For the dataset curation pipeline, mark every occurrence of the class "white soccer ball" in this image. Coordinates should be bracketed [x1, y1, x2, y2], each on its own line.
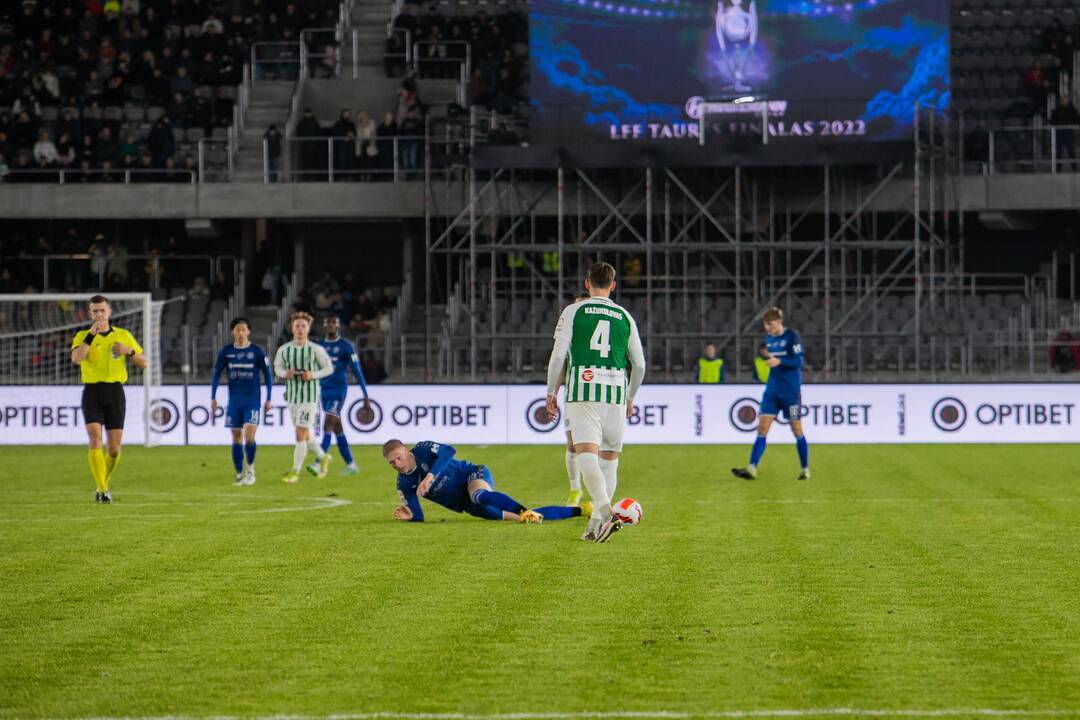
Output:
[613, 497, 642, 525]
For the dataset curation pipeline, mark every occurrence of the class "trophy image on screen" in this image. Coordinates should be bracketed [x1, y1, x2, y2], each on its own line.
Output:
[715, 0, 758, 92]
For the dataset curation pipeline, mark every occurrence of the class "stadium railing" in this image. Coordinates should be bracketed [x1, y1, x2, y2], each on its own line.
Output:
[0, 169, 196, 184]
[251, 42, 302, 82]
[968, 124, 1080, 175]
[301, 27, 342, 79]
[280, 135, 468, 182]
[384, 28, 413, 75]
[15, 254, 239, 295]
[412, 40, 471, 83]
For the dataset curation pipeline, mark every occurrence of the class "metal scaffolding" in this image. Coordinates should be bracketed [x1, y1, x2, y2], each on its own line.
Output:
[415, 108, 1066, 382]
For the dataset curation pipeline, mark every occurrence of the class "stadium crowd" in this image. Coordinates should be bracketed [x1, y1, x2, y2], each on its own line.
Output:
[387, 3, 528, 115]
[0, 0, 338, 181]
[289, 77, 428, 180]
[0, 224, 234, 293]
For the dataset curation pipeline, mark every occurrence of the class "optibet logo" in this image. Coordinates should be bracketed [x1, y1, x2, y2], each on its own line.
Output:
[729, 397, 760, 433]
[525, 398, 560, 433]
[149, 398, 180, 433]
[347, 398, 384, 433]
[932, 397, 967, 432]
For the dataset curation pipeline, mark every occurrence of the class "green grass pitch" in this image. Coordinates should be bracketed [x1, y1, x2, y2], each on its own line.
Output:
[2, 443, 1080, 719]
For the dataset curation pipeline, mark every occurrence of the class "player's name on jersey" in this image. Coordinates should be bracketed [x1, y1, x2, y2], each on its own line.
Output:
[582, 306, 625, 320]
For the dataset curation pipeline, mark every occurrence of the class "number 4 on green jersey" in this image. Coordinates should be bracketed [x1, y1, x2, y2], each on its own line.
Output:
[545, 296, 646, 405]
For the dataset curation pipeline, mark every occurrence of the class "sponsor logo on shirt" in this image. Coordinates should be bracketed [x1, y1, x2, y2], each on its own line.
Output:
[581, 368, 594, 382]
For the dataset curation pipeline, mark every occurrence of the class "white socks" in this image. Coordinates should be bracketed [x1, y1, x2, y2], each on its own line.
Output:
[292, 441, 308, 473]
[307, 438, 325, 460]
[599, 457, 618, 503]
[575, 452, 611, 524]
[565, 450, 581, 492]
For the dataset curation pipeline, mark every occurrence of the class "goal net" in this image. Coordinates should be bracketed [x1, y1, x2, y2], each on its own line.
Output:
[0, 293, 167, 447]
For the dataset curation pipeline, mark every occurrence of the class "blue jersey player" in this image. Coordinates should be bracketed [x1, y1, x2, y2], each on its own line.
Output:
[210, 317, 273, 486]
[732, 307, 810, 481]
[314, 315, 369, 476]
[383, 439, 588, 524]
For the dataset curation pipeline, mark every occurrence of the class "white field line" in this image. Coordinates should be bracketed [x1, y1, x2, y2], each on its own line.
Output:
[0, 492, 353, 523]
[73, 709, 1080, 720]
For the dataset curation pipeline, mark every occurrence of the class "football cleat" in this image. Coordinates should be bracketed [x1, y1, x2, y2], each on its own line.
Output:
[731, 466, 757, 480]
[594, 515, 622, 543]
[566, 489, 583, 507]
[317, 454, 332, 479]
[518, 509, 544, 524]
[580, 529, 598, 542]
[342, 463, 359, 476]
[281, 471, 299, 484]
[305, 463, 319, 477]
[579, 501, 593, 518]
[242, 468, 256, 486]
[94, 491, 103, 503]
[797, 469, 810, 481]
[101, 491, 112, 504]
[233, 473, 245, 487]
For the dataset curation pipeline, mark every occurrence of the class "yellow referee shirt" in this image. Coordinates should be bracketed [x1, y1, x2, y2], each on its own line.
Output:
[71, 326, 143, 384]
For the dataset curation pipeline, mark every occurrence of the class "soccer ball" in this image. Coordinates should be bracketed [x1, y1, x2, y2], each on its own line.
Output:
[613, 497, 642, 525]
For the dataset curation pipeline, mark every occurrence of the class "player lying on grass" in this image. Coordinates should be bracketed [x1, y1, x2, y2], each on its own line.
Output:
[383, 439, 588, 524]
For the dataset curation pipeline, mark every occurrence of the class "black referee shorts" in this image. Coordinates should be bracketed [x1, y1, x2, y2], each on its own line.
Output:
[82, 382, 127, 430]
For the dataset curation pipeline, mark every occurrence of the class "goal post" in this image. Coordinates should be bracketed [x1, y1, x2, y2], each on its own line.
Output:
[0, 292, 166, 447]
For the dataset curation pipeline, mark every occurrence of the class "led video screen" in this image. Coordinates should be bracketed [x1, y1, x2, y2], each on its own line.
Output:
[529, 0, 949, 144]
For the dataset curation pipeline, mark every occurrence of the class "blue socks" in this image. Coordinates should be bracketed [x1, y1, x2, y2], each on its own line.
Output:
[336, 434, 354, 465]
[318, 431, 354, 465]
[534, 505, 582, 521]
[796, 435, 809, 470]
[244, 441, 256, 465]
[231, 443, 243, 473]
[472, 490, 526, 515]
[749, 436, 767, 467]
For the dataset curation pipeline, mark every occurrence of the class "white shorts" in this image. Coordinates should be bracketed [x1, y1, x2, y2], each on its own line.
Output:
[289, 402, 318, 429]
[565, 401, 625, 452]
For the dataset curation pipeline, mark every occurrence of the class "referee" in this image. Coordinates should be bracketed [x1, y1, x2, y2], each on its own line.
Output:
[70, 295, 148, 503]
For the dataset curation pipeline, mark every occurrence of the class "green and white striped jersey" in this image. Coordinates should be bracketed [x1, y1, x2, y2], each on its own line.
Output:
[273, 341, 333, 404]
[545, 296, 646, 405]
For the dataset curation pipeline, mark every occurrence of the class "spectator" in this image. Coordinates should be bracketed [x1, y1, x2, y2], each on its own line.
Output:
[106, 237, 129, 288]
[331, 109, 356, 180]
[399, 110, 423, 176]
[32, 130, 58, 165]
[120, 132, 140, 164]
[1051, 97, 1080, 169]
[188, 276, 210, 299]
[95, 127, 118, 166]
[56, 133, 76, 170]
[696, 344, 726, 384]
[348, 309, 370, 332]
[355, 110, 377, 179]
[361, 350, 388, 384]
[380, 287, 398, 310]
[211, 271, 230, 300]
[148, 116, 175, 166]
[295, 107, 323, 180]
[264, 124, 282, 182]
[376, 112, 398, 178]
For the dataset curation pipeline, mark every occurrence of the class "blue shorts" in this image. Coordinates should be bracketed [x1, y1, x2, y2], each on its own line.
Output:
[321, 394, 346, 416]
[464, 465, 499, 519]
[759, 387, 802, 421]
[226, 400, 261, 428]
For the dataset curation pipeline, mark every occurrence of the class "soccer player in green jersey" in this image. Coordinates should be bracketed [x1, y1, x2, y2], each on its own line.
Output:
[545, 262, 646, 543]
[273, 311, 334, 483]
